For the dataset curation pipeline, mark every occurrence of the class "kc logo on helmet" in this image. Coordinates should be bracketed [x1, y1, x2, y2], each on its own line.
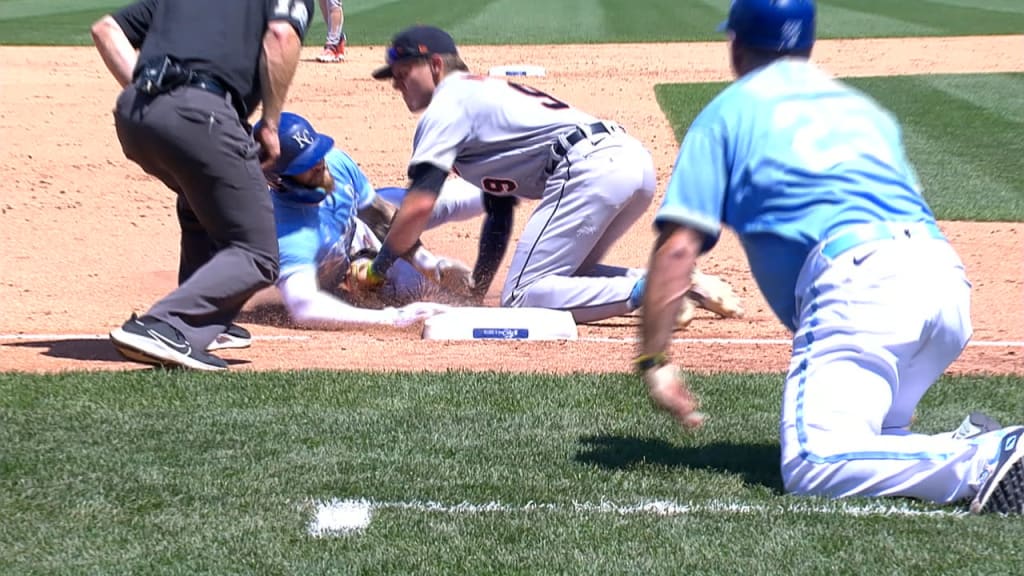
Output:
[780, 19, 803, 50]
[292, 128, 315, 149]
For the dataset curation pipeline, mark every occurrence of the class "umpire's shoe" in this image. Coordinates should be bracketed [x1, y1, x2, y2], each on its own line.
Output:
[207, 324, 252, 351]
[971, 427, 1024, 514]
[110, 314, 228, 371]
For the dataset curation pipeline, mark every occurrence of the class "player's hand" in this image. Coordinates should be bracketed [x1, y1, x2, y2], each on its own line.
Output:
[392, 302, 452, 328]
[255, 118, 282, 174]
[644, 363, 705, 430]
[434, 259, 475, 296]
[347, 257, 386, 291]
[687, 270, 744, 319]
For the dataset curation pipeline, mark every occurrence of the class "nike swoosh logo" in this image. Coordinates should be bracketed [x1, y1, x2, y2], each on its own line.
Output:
[149, 329, 192, 355]
[853, 255, 869, 266]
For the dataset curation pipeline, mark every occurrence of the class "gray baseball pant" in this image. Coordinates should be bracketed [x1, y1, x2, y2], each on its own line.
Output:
[113, 84, 279, 350]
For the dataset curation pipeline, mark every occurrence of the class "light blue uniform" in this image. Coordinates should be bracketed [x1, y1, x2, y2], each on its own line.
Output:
[273, 149, 376, 286]
[657, 58, 1003, 505]
[658, 58, 935, 332]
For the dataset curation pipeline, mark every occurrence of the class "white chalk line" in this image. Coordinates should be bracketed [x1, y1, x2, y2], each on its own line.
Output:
[0, 333, 311, 342]
[580, 336, 1024, 347]
[308, 497, 963, 536]
[1, 333, 1020, 348]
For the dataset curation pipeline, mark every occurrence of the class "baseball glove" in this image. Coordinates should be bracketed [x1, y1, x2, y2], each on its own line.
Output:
[686, 270, 744, 319]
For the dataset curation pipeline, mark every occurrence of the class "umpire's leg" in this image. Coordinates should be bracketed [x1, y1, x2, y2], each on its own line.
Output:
[126, 87, 279, 350]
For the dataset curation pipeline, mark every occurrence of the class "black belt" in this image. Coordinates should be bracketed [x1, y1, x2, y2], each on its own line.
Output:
[187, 74, 248, 118]
[552, 122, 617, 157]
[186, 73, 227, 98]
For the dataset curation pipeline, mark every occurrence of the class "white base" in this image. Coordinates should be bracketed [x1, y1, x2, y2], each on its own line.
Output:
[488, 64, 546, 77]
[422, 307, 577, 341]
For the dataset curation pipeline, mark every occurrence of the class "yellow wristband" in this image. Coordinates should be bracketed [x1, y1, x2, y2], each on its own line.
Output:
[366, 261, 385, 285]
[632, 352, 668, 372]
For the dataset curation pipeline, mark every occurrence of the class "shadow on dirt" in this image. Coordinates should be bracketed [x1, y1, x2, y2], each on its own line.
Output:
[4, 339, 250, 367]
[4, 339, 127, 362]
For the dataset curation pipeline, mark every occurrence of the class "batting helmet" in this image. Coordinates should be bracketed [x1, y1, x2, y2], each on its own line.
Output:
[255, 112, 335, 177]
[718, 0, 816, 53]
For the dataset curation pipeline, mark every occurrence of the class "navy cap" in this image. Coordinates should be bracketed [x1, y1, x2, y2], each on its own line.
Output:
[372, 25, 458, 80]
[717, 0, 816, 53]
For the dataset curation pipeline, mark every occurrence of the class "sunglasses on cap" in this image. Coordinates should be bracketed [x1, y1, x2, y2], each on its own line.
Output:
[386, 44, 432, 65]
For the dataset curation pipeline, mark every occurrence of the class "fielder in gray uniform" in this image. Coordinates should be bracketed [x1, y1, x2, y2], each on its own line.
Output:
[356, 25, 741, 324]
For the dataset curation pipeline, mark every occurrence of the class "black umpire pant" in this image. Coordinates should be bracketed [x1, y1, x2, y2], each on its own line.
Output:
[114, 84, 279, 350]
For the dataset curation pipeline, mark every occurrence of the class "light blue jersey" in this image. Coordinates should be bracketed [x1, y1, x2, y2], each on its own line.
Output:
[656, 58, 936, 330]
[272, 149, 377, 281]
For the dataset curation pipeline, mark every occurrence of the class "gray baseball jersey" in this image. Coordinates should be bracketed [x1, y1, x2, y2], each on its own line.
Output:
[409, 72, 657, 323]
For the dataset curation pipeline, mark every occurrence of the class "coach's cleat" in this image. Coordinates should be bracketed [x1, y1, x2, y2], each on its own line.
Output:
[970, 427, 1024, 514]
[110, 314, 228, 371]
[951, 411, 1003, 440]
[316, 42, 345, 63]
[207, 323, 252, 351]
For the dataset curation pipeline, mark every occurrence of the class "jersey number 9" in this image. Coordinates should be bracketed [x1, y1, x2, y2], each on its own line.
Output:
[508, 82, 569, 110]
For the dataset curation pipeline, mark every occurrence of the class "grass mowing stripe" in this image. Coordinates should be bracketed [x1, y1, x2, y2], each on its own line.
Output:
[929, 0, 1024, 12]
[656, 73, 1024, 221]
[5, 0, 1024, 45]
[0, 0, 116, 20]
[817, 3, 940, 38]
[342, 0, 500, 45]
[0, 7, 112, 45]
[823, 0, 1024, 36]
[915, 73, 1024, 127]
[458, 0, 608, 45]
[597, 0, 724, 42]
[846, 74, 1024, 221]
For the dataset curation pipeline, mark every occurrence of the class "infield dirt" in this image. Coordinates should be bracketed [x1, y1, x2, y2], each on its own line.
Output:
[1, 36, 1021, 374]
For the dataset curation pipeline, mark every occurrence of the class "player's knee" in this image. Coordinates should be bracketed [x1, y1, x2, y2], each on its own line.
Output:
[781, 454, 843, 498]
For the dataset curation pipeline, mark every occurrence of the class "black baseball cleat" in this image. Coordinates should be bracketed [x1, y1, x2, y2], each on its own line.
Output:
[207, 323, 252, 351]
[970, 427, 1024, 515]
[951, 412, 1003, 440]
[110, 313, 228, 371]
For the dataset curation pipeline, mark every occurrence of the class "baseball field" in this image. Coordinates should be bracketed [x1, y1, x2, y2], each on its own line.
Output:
[1, 0, 1023, 573]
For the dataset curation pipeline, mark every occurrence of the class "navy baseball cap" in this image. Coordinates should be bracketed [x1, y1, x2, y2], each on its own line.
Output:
[372, 25, 458, 80]
[717, 0, 816, 53]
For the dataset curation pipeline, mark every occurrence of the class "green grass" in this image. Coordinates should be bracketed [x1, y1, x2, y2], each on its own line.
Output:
[3, 0, 1024, 46]
[656, 72, 1024, 221]
[2, 369, 1024, 574]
